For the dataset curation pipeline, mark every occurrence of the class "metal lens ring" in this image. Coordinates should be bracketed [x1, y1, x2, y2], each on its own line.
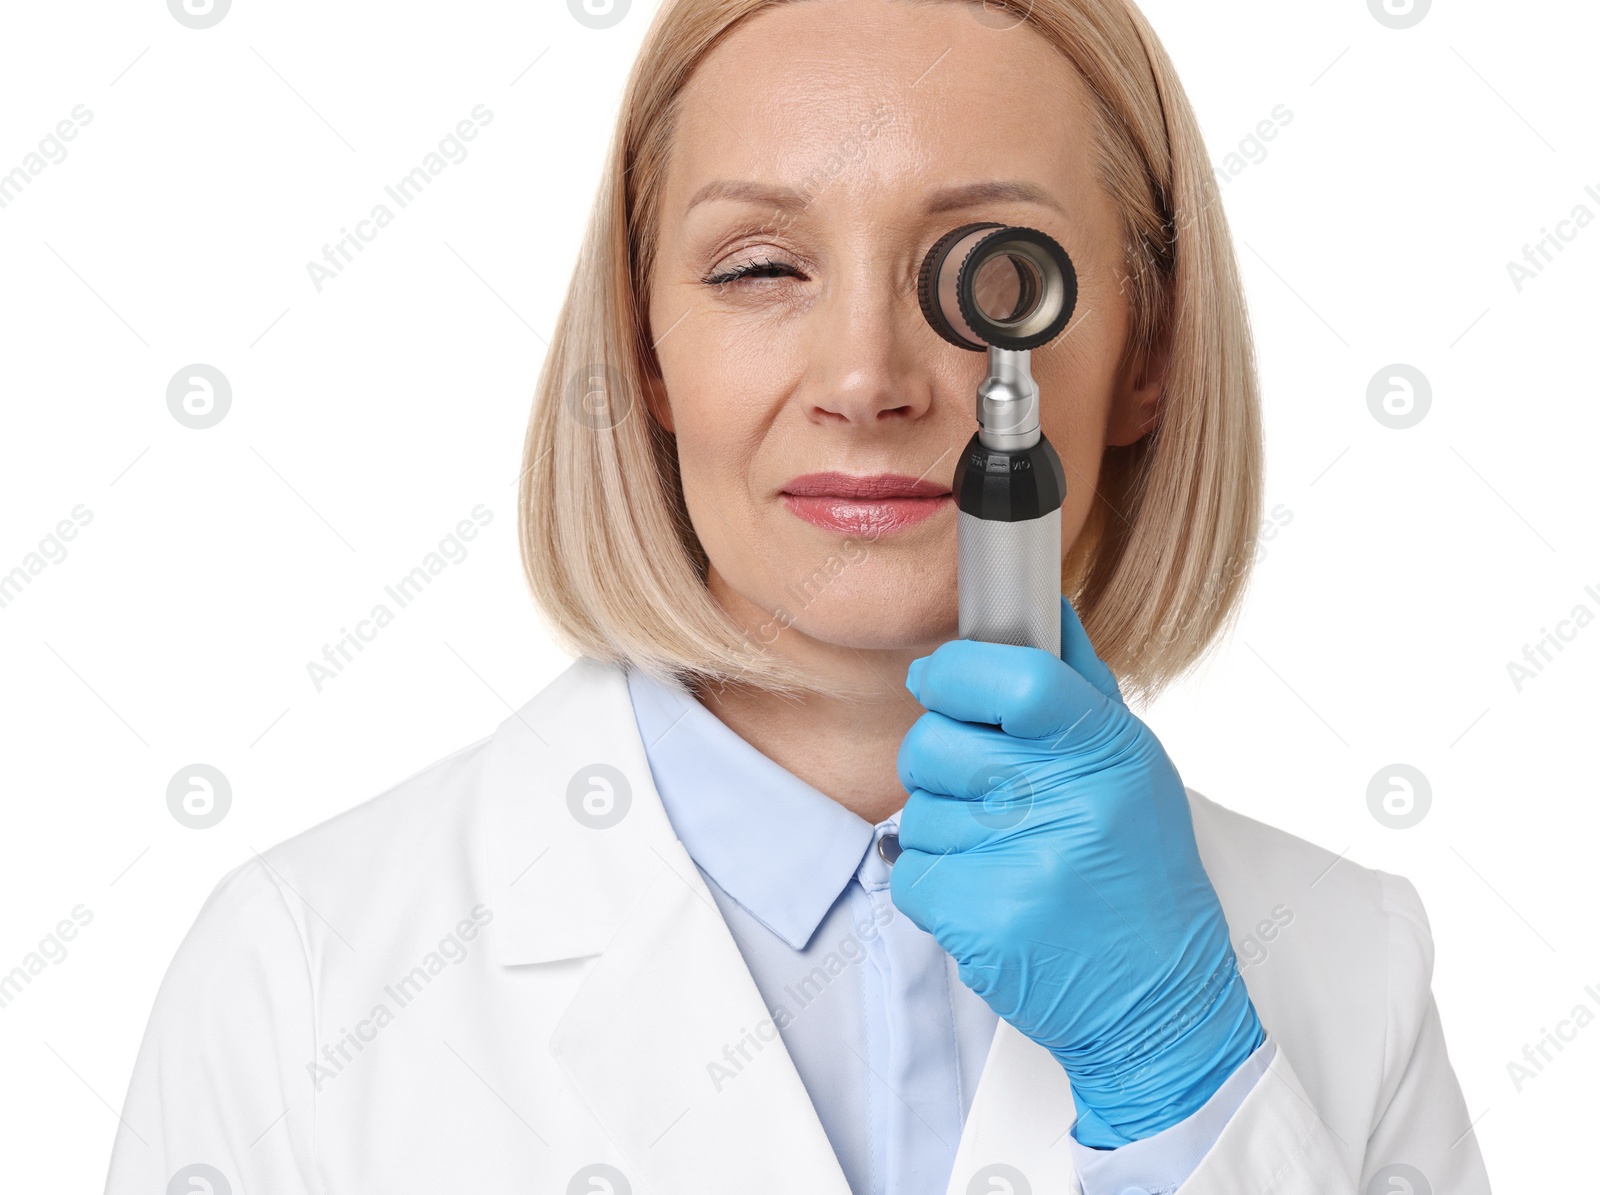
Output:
[955, 226, 1077, 351]
[918, 222, 1004, 352]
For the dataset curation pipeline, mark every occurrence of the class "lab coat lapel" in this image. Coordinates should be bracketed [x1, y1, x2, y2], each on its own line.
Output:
[477, 657, 853, 1194]
[549, 853, 854, 1192]
[943, 1018, 1084, 1194]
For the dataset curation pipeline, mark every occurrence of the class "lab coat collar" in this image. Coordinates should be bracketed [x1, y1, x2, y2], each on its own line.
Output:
[475, 656, 1084, 1194]
[477, 654, 678, 967]
[623, 663, 876, 951]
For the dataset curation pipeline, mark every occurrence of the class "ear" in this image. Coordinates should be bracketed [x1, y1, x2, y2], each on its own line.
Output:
[641, 365, 675, 434]
[1105, 335, 1168, 447]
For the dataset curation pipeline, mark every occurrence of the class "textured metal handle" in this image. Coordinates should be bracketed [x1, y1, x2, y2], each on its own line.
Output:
[957, 507, 1061, 656]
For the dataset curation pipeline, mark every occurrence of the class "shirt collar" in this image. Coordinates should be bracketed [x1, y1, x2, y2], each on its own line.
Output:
[625, 665, 879, 951]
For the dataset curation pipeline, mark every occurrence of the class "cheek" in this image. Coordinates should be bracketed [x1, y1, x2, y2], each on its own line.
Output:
[1035, 351, 1118, 471]
[654, 333, 771, 508]
[657, 323, 728, 435]
[668, 392, 740, 490]
[1026, 324, 1124, 557]
[654, 303, 806, 471]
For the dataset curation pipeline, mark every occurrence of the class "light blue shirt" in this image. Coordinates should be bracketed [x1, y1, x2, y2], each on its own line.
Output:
[626, 664, 1273, 1195]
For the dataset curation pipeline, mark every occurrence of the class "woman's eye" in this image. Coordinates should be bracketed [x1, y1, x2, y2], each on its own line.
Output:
[702, 256, 802, 287]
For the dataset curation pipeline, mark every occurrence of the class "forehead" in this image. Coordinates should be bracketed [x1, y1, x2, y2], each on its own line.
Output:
[662, 0, 1107, 223]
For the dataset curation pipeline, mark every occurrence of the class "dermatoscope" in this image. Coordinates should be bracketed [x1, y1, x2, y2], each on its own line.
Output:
[916, 223, 1077, 657]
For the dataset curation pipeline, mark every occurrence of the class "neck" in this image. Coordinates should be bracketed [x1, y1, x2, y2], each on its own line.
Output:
[693, 574, 942, 825]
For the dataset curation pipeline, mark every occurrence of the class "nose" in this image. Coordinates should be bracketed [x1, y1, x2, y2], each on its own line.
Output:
[803, 259, 936, 429]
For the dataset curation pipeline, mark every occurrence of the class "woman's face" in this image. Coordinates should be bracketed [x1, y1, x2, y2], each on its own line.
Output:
[645, 0, 1160, 656]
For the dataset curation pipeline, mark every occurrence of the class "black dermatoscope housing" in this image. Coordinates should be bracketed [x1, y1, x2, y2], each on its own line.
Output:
[917, 223, 1077, 657]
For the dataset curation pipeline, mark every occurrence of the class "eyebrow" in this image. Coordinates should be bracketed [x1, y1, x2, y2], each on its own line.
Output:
[685, 178, 1065, 216]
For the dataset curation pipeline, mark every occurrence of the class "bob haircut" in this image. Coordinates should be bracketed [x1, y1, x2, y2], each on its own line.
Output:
[519, 0, 1262, 707]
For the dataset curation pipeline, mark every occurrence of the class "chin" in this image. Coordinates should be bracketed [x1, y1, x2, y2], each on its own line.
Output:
[756, 569, 959, 652]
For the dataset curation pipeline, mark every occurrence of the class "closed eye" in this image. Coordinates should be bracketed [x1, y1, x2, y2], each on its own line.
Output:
[702, 256, 803, 286]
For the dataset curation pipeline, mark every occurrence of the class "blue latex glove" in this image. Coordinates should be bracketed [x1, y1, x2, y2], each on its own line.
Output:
[891, 595, 1265, 1148]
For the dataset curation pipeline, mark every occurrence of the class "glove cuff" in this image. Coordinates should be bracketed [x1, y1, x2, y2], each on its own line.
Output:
[1064, 947, 1265, 1146]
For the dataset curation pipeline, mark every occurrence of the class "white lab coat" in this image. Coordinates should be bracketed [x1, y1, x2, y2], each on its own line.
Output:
[103, 656, 1490, 1194]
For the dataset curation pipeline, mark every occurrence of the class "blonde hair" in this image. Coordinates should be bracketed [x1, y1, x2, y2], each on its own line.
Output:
[519, 0, 1262, 706]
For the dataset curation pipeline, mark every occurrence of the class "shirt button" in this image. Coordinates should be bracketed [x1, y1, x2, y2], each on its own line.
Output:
[876, 832, 902, 864]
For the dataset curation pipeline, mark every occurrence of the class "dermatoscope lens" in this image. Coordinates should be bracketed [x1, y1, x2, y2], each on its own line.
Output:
[917, 223, 1078, 352]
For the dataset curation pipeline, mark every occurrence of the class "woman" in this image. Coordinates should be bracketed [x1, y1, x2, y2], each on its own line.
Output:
[104, 1, 1491, 1192]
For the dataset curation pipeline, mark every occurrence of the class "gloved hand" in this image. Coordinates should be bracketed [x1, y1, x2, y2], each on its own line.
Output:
[891, 595, 1265, 1148]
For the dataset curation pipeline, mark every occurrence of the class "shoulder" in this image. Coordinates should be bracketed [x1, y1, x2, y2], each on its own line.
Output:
[1185, 788, 1437, 1112]
[160, 732, 497, 990]
[1188, 787, 1431, 947]
[253, 657, 618, 896]
[257, 730, 495, 900]
[183, 656, 623, 965]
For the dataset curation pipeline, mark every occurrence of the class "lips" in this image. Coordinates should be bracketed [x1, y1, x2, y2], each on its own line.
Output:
[780, 472, 952, 536]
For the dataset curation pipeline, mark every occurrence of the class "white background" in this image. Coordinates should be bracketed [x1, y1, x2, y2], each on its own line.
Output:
[1, 0, 1595, 1189]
